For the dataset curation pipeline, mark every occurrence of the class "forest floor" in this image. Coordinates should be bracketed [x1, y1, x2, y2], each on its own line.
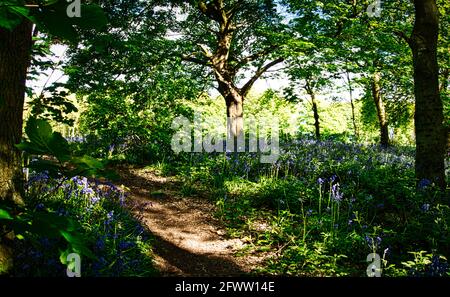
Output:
[116, 166, 270, 276]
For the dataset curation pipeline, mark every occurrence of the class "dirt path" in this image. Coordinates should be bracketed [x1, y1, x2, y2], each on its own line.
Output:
[117, 166, 266, 276]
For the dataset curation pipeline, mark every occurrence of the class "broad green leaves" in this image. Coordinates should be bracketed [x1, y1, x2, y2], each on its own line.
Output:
[0, 205, 96, 262]
[34, 2, 107, 42]
[0, 208, 13, 220]
[16, 117, 115, 179]
[16, 117, 70, 161]
[0, 0, 31, 30]
[0, 0, 107, 42]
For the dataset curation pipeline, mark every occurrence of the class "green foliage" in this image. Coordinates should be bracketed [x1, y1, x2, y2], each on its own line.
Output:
[16, 117, 115, 179]
[0, 0, 31, 30]
[4, 173, 156, 276]
[0, 1, 107, 41]
[168, 138, 449, 276]
[0, 204, 95, 266]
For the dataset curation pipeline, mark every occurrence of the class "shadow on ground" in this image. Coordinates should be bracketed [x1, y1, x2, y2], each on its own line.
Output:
[115, 166, 262, 276]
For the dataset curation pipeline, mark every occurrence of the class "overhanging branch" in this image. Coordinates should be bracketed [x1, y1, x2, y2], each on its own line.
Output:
[240, 58, 284, 96]
[231, 46, 278, 73]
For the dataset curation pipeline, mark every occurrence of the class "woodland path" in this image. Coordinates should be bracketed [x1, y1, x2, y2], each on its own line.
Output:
[117, 166, 268, 276]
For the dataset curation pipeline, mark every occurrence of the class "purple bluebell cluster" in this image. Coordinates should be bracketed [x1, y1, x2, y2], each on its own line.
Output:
[365, 235, 382, 250]
[331, 183, 343, 202]
[22, 172, 155, 276]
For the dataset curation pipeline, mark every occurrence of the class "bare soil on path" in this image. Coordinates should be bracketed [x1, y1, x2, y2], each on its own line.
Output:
[117, 166, 268, 276]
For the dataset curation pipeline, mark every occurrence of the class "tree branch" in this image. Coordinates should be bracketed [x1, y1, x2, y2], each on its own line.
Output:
[197, 43, 213, 58]
[240, 58, 284, 96]
[231, 46, 278, 73]
[181, 55, 211, 66]
[394, 31, 412, 46]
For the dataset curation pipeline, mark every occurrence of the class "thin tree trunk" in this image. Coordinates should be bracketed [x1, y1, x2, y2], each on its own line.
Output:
[371, 72, 389, 147]
[305, 80, 320, 140]
[311, 94, 320, 140]
[0, 20, 33, 274]
[346, 71, 359, 139]
[409, 0, 446, 189]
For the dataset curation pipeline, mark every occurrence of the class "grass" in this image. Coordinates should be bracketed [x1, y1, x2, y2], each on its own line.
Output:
[9, 137, 450, 277]
[161, 138, 450, 277]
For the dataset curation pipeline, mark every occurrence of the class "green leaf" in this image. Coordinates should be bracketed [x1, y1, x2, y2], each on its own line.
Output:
[25, 117, 52, 148]
[8, 5, 29, 18]
[32, 2, 107, 42]
[33, 1, 78, 42]
[15, 141, 47, 155]
[0, 208, 13, 220]
[60, 230, 96, 259]
[48, 132, 71, 162]
[72, 155, 104, 169]
[0, 6, 22, 30]
[73, 4, 108, 30]
[59, 248, 71, 265]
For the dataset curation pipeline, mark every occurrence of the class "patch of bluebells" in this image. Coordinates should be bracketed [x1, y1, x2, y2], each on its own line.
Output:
[365, 235, 382, 251]
[408, 255, 449, 277]
[21, 172, 156, 276]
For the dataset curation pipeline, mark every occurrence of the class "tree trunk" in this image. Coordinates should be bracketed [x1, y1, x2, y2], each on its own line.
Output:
[0, 20, 32, 202]
[305, 80, 320, 140]
[0, 20, 33, 274]
[225, 94, 244, 139]
[371, 72, 389, 147]
[409, 0, 446, 189]
[346, 71, 359, 139]
[311, 94, 320, 140]
[218, 81, 244, 153]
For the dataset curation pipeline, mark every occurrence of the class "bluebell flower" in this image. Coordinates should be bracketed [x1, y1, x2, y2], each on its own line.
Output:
[331, 183, 343, 202]
[418, 178, 431, 190]
[118, 241, 135, 250]
[429, 255, 449, 276]
[56, 207, 69, 216]
[317, 177, 325, 185]
[119, 192, 126, 206]
[421, 203, 430, 212]
[105, 211, 115, 225]
[330, 174, 337, 183]
[81, 187, 94, 195]
[108, 210, 114, 217]
[95, 238, 105, 250]
[35, 203, 45, 211]
[376, 236, 382, 246]
[135, 225, 145, 235]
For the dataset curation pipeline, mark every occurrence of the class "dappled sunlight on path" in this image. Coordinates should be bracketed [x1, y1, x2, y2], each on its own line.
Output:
[117, 167, 267, 276]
